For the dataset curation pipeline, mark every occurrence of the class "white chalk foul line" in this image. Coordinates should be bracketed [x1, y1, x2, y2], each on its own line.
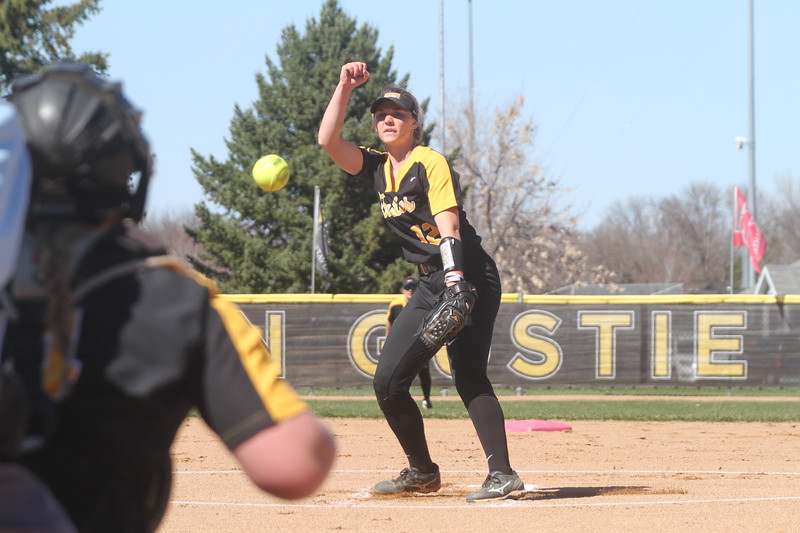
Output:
[519, 469, 800, 476]
[168, 495, 800, 510]
[170, 468, 800, 509]
[174, 468, 800, 476]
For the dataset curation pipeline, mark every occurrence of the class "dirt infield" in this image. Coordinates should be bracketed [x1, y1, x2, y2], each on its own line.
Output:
[160, 411, 800, 533]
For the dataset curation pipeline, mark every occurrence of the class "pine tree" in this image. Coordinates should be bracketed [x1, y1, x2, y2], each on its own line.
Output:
[0, 0, 107, 92]
[188, 0, 429, 294]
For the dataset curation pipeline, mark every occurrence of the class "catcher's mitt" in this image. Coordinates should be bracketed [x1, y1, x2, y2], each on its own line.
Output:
[417, 282, 477, 350]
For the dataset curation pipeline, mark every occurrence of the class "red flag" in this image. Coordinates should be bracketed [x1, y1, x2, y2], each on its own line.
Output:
[733, 186, 766, 274]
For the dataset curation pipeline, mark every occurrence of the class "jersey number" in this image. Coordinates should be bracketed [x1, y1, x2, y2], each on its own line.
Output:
[410, 223, 441, 245]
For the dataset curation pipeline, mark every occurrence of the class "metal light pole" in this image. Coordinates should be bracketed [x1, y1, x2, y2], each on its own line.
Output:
[746, 0, 757, 288]
[439, 0, 446, 153]
[737, 0, 757, 290]
[468, 0, 474, 151]
[311, 185, 319, 294]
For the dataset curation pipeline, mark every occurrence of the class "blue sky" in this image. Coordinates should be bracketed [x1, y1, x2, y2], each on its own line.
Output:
[69, 0, 799, 230]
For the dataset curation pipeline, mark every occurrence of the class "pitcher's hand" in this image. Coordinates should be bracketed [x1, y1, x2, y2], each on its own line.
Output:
[340, 62, 370, 89]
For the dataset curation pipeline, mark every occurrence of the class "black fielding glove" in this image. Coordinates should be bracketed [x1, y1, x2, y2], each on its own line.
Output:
[417, 282, 477, 350]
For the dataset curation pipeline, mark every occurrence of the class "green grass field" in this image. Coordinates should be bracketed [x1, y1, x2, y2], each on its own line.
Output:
[301, 385, 800, 422]
[297, 384, 800, 398]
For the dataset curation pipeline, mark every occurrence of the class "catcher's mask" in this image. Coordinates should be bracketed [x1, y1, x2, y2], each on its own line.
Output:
[9, 61, 152, 223]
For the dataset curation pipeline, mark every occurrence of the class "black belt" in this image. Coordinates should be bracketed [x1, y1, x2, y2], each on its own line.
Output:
[417, 257, 442, 276]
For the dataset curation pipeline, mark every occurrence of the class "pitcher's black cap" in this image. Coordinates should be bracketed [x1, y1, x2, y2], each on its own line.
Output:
[370, 89, 417, 119]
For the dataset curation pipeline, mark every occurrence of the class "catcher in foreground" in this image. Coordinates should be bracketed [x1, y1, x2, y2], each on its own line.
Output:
[319, 61, 525, 502]
[1, 62, 335, 532]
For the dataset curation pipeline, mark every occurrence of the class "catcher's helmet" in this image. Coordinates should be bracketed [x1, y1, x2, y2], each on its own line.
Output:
[9, 61, 152, 222]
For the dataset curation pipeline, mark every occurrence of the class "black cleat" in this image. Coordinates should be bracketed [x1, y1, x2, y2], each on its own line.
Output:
[466, 471, 525, 502]
[373, 465, 441, 494]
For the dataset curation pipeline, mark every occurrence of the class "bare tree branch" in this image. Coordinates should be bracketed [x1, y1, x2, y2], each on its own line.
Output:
[447, 95, 613, 293]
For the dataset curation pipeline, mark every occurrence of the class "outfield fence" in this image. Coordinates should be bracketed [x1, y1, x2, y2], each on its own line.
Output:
[221, 293, 800, 389]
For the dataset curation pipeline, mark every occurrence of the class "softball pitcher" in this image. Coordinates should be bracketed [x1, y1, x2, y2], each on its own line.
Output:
[319, 61, 524, 502]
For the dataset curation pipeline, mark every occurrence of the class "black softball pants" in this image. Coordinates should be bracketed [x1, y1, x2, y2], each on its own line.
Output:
[373, 245, 513, 474]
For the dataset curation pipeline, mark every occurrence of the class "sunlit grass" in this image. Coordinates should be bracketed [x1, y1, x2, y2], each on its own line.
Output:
[300, 385, 800, 422]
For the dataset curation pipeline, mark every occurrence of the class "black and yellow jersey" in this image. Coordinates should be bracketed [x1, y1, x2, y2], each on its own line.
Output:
[386, 295, 407, 325]
[355, 145, 480, 264]
[0, 223, 307, 532]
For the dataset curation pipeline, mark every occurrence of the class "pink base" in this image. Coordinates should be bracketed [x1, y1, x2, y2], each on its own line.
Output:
[505, 419, 572, 432]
